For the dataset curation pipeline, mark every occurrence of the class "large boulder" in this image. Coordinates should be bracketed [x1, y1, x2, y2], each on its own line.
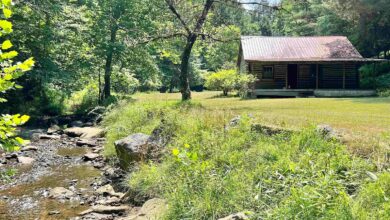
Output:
[64, 127, 104, 139]
[128, 198, 168, 220]
[114, 133, 150, 169]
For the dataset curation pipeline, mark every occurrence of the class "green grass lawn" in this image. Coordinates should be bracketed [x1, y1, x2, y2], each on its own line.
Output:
[133, 91, 390, 136]
[133, 91, 390, 162]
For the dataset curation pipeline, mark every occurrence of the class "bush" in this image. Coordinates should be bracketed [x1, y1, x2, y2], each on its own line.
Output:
[103, 101, 388, 219]
[111, 68, 140, 94]
[360, 63, 390, 90]
[205, 69, 255, 96]
[65, 84, 99, 114]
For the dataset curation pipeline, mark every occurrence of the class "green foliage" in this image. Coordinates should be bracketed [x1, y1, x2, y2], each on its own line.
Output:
[0, 1, 34, 152]
[352, 173, 390, 219]
[205, 69, 255, 96]
[0, 168, 16, 182]
[102, 100, 388, 219]
[360, 62, 390, 90]
[65, 84, 100, 114]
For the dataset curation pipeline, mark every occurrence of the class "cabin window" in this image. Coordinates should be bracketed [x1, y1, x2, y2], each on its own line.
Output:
[262, 66, 274, 79]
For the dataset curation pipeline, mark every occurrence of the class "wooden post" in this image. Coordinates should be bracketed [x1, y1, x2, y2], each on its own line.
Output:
[316, 64, 319, 89]
[285, 66, 288, 89]
[343, 63, 346, 89]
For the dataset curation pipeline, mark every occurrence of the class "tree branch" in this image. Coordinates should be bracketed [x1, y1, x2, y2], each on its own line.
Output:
[124, 32, 187, 47]
[165, 0, 191, 35]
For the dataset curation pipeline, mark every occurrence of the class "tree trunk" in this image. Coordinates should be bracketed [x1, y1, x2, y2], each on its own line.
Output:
[103, 25, 118, 99]
[180, 35, 197, 100]
[178, 0, 214, 101]
[223, 89, 228, 96]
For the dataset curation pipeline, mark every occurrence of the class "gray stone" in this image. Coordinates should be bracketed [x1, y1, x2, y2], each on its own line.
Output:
[316, 124, 340, 140]
[17, 156, 35, 165]
[229, 116, 242, 127]
[77, 139, 97, 147]
[83, 153, 100, 161]
[21, 145, 38, 152]
[83, 205, 130, 214]
[218, 212, 249, 220]
[49, 187, 74, 199]
[47, 125, 61, 134]
[71, 120, 84, 127]
[40, 134, 61, 140]
[64, 127, 104, 139]
[48, 210, 61, 215]
[128, 198, 168, 220]
[96, 185, 124, 198]
[114, 133, 150, 169]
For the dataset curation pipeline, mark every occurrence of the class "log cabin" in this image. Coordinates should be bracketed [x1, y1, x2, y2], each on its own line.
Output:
[238, 36, 383, 97]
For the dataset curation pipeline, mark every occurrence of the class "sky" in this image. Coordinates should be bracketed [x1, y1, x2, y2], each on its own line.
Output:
[239, 0, 282, 9]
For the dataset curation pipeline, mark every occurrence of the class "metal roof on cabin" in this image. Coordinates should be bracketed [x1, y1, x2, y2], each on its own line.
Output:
[241, 36, 366, 62]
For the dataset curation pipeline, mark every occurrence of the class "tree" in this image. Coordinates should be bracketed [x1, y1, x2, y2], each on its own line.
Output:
[0, 0, 34, 151]
[90, 0, 158, 100]
[205, 69, 255, 96]
[163, 0, 280, 101]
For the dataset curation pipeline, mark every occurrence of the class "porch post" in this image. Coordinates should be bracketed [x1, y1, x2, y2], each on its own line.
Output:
[316, 64, 319, 89]
[343, 63, 346, 89]
[285, 66, 288, 89]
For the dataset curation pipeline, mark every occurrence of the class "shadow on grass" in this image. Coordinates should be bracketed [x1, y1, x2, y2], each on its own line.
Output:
[345, 97, 390, 104]
[206, 93, 240, 99]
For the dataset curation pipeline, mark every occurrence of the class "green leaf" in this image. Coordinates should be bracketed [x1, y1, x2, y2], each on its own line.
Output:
[1, 39, 12, 50]
[0, 19, 12, 33]
[3, 8, 12, 18]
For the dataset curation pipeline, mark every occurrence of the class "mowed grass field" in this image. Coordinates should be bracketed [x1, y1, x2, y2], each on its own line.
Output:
[133, 91, 390, 158]
[133, 91, 390, 134]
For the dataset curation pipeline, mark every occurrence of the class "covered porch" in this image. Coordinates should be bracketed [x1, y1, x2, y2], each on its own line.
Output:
[250, 89, 377, 97]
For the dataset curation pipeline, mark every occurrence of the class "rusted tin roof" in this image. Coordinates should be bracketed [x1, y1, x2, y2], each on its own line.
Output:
[240, 36, 373, 62]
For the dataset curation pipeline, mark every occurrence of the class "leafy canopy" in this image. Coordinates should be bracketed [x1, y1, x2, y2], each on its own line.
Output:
[0, 0, 34, 151]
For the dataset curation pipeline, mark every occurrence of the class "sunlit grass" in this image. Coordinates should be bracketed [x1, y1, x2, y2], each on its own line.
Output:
[133, 91, 390, 135]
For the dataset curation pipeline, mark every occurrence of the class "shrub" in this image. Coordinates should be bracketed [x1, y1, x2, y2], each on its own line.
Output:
[360, 63, 390, 90]
[65, 84, 99, 114]
[205, 69, 255, 96]
[111, 68, 140, 94]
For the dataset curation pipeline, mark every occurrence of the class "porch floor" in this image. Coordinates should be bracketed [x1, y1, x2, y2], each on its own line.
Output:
[251, 89, 377, 98]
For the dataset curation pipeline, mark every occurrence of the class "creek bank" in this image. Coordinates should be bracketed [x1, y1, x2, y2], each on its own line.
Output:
[0, 121, 132, 220]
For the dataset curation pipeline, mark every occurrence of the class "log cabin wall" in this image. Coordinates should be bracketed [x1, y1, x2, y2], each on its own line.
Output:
[319, 63, 359, 89]
[247, 62, 359, 90]
[249, 62, 287, 89]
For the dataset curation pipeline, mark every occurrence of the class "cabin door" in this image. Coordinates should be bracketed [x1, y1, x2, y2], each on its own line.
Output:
[287, 64, 298, 89]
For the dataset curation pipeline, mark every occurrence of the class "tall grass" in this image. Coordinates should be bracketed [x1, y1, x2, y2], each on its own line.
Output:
[103, 99, 389, 219]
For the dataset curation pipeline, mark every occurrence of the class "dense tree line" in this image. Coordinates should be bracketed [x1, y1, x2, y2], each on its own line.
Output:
[1, 0, 389, 115]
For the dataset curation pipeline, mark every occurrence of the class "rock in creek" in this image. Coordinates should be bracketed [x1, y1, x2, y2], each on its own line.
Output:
[96, 185, 124, 198]
[77, 139, 97, 147]
[64, 127, 104, 139]
[83, 153, 101, 161]
[49, 187, 74, 199]
[21, 145, 38, 152]
[80, 205, 130, 215]
[47, 125, 61, 134]
[40, 134, 61, 140]
[17, 156, 35, 165]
